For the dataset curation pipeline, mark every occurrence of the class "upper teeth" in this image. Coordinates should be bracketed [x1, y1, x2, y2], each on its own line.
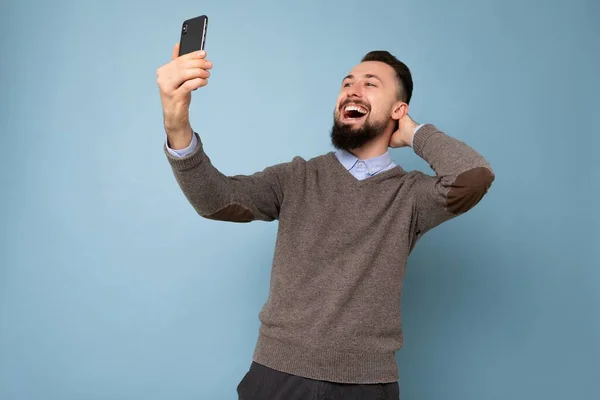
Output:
[345, 105, 367, 114]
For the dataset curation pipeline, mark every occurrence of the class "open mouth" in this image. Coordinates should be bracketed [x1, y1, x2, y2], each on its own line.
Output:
[341, 104, 369, 122]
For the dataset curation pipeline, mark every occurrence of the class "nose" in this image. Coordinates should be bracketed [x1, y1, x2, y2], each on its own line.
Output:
[346, 84, 363, 98]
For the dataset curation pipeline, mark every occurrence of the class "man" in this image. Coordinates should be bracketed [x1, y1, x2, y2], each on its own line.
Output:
[156, 45, 494, 400]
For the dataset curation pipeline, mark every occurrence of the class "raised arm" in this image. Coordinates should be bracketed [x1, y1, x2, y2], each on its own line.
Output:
[156, 45, 292, 223]
[391, 116, 495, 237]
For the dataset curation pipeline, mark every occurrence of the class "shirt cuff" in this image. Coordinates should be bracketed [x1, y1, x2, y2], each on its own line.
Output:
[165, 133, 198, 158]
[411, 124, 424, 147]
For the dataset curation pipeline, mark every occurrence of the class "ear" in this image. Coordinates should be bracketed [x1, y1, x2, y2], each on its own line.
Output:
[391, 101, 408, 122]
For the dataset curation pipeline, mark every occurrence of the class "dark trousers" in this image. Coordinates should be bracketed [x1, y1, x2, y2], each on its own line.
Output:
[237, 361, 400, 400]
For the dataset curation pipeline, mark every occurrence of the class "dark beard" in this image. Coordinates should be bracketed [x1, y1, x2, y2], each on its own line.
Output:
[330, 114, 387, 151]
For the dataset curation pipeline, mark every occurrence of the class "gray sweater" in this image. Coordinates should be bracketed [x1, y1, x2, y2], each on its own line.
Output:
[164, 123, 495, 384]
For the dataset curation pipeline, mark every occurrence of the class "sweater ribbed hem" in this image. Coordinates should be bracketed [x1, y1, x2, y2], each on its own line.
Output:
[163, 132, 205, 171]
[251, 333, 399, 384]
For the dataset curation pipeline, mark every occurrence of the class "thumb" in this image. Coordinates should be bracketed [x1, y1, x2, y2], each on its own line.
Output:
[172, 43, 180, 60]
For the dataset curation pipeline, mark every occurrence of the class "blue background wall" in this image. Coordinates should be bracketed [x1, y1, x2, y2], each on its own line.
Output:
[1, 0, 598, 399]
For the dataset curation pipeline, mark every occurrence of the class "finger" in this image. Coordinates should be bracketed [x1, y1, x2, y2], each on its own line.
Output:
[180, 58, 213, 70]
[163, 65, 210, 92]
[181, 50, 207, 61]
[172, 43, 180, 60]
[181, 68, 211, 81]
[177, 78, 208, 93]
[160, 55, 212, 92]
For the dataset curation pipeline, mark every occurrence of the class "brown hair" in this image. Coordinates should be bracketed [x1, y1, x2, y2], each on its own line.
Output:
[361, 50, 413, 104]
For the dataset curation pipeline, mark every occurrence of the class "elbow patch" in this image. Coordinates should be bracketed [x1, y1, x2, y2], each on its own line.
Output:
[203, 204, 255, 223]
[447, 167, 495, 214]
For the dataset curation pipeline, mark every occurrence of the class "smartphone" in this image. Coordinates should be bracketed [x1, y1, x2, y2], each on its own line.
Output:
[178, 15, 208, 56]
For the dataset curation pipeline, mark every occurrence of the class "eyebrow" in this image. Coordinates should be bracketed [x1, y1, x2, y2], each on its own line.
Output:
[342, 74, 383, 84]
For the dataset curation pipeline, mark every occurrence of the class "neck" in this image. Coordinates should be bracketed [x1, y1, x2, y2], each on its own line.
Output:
[345, 129, 393, 160]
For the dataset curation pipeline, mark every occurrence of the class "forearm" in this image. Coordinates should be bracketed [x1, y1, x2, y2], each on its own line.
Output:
[164, 132, 285, 222]
[413, 124, 492, 174]
[166, 125, 194, 150]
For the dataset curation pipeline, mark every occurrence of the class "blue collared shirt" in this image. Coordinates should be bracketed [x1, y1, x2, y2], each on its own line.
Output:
[333, 148, 396, 180]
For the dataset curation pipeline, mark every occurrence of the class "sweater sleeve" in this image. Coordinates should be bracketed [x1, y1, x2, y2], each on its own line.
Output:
[410, 124, 495, 236]
[163, 132, 292, 223]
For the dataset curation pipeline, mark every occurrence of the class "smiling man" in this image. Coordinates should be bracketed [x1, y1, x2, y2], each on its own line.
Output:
[156, 48, 495, 400]
[332, 52, 414, 156]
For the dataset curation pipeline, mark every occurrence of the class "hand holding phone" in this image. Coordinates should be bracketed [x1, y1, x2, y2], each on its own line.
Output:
[156, 15, 211, 148]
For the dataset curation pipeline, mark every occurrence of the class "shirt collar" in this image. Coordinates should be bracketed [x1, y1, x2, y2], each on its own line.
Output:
[334, 148, 394, 176]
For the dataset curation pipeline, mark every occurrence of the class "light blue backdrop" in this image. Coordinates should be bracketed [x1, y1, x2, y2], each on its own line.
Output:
[1, 0, 598, 399]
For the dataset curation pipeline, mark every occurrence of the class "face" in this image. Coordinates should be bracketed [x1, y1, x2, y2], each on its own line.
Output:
[330, 61, 404, 151]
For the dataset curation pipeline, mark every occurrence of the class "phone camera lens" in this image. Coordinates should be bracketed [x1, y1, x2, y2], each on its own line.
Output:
[182, 23, 188, 34]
